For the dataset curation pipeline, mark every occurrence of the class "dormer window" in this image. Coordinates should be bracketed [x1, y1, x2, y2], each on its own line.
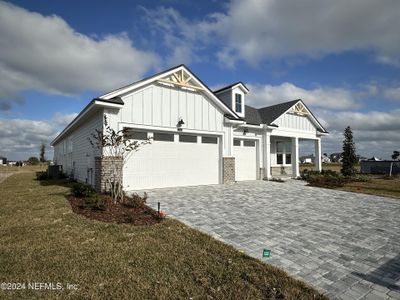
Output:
[235, 94, 242, 113]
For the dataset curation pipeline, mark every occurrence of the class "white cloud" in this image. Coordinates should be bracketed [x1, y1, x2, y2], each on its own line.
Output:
[51, 112, 78, 127]
[310, 109, 400, 159]
[0, 112, 78, 160]
[384, 87, 400, 101]
[144, 0, 400, 68]
[0, 1, 160, 110]
[246, 83, 359, 109]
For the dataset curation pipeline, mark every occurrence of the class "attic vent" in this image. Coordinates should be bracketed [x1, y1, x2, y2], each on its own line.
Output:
[291, 102, 308, 116]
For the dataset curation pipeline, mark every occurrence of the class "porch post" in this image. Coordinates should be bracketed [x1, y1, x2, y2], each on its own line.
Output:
[292, 137, 300, 178]
[264, 131, 271, 179]
[315, 138, 322, 172]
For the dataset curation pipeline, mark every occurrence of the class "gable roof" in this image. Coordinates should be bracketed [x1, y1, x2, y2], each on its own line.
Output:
[213, 82, 249, 94]
[243, 99, 328, 133]
[257, 99, 300, 125]
[100, 64, 240, 119]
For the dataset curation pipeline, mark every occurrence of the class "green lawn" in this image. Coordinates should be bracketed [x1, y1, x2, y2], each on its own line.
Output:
[0, 171, 327, 299]
[300, 163, 400, 199]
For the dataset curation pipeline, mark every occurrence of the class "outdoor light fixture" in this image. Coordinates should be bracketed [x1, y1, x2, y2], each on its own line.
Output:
[177, 118, 185, 127]
[243, 128, 248, 135]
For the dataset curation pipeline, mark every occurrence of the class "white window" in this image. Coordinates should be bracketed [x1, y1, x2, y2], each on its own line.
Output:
[276, 141, 291, 165]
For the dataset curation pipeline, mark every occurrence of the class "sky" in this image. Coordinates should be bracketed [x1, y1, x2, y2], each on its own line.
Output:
[0, 0, 399, 161]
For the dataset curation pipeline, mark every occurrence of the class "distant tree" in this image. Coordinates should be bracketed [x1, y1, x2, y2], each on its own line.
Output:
[341, 126, 357, 176]
[39, 143, 46, 162]
[27, 157, 39, 165]
[392, 151, 400, 160]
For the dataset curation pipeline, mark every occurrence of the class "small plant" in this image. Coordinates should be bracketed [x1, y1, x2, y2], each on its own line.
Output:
[158, 211, 167, 219]
[126, 213, 135, 223]
[72, 182, 96, 198]
[36, 171, 50, 181]
[82, 194, 106, 210]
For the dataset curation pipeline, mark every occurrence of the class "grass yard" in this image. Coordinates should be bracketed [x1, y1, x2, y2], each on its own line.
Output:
[338, 176, 400, 199]
[0, 171, 327, 299]
[300, 163, 400, 199]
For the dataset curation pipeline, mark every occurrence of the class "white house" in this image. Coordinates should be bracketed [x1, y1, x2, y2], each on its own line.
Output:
[51, 65, 328, 191]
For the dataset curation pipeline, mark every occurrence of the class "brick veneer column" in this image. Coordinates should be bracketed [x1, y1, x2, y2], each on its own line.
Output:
[223, 157, 235, 183]
[94, 156, 123, 193]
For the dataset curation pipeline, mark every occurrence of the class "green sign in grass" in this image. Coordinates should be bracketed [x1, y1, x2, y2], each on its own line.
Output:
[263, 249, 271, 258]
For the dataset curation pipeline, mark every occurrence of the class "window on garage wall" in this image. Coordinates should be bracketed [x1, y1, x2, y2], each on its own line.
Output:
[179, 134, 197, 143]
[233, 139, 241, 146]
[243, 140, 256, 147]
[154, 132, 174, 142]
[201, 136, 218, 144]
[125, 130, 148, 140]
[276, 141, 292, 165]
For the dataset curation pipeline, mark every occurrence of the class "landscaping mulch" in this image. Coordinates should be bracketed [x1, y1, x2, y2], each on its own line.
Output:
[67, 195, 162, 226]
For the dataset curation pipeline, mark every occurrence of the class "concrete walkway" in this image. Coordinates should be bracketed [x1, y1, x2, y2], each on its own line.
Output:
[141, 180, 400, 300]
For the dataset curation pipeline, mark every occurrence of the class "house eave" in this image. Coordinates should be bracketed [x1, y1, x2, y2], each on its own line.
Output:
[50, 100, 123, 146]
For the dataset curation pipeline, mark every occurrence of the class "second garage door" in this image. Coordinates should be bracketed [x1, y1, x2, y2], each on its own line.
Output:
[124, 130, 220, 190]
[234, 138, 258, 181]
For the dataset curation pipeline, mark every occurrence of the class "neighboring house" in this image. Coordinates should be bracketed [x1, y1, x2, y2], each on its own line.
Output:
[51, 65, 328, 191]
[322, 154, 331, 163]
[367, 156, 381, 161]
[330, 152, 342, 163]
[300, 155, 314, 164]
[0, 157, 6, 165]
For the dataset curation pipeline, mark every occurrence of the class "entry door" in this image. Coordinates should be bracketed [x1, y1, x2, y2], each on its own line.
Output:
[234, 139, 257, 181]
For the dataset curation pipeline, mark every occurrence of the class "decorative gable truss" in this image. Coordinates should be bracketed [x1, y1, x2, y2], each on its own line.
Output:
[290, 102, 308, 116]
[158, 69, 204, 91]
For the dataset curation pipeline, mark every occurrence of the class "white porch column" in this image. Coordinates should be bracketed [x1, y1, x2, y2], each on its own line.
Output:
[292, 137, 300, 178]
[315, 138, 322, 172]
[264, 132, 271, 179]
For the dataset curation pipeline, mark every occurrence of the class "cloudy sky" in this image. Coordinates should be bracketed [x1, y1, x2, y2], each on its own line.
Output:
[0, 0, 399, 160]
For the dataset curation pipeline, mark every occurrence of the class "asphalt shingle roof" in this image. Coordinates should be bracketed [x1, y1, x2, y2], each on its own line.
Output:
[244, 99, 300, 125]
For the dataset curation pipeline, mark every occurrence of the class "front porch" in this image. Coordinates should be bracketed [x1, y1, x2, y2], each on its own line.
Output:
[264, 134, 322, 179]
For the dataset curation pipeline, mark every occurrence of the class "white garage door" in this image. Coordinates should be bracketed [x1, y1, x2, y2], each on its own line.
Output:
[234, 139, 257, 181]
[124, 131, 220, 190]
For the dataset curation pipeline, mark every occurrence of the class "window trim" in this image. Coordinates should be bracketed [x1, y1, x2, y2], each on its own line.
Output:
[235, 93, 242, 113]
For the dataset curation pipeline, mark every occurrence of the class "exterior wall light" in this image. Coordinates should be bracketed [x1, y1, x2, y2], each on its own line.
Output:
[243, 128, 248, 135]
[177, 118, 185, 127]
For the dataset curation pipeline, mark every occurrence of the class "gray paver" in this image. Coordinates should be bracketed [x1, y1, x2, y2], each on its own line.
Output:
[138, 180, 400, 299]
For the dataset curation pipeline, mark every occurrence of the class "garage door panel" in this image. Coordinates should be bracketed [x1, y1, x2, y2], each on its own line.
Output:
[124, 133, 220, 190]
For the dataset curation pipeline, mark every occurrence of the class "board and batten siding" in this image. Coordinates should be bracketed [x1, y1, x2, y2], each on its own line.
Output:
[119, 84, 225, 133]
[275, 113, 316, 132]
[53, 111, 103, 186]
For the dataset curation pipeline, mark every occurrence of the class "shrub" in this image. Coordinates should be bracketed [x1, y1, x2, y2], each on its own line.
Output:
[82, 195, 105, 210]
[301, 169, 346, 188]
[36, 171, 50, 181]
[72, 182, 96, 198]
[123, 192, 147, 208]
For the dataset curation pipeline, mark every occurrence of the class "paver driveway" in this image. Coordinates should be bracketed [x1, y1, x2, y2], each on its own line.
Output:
[142, 180, 400, 300]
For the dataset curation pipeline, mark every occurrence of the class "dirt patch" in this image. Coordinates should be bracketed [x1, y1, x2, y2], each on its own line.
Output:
[67, 195, 163, 226]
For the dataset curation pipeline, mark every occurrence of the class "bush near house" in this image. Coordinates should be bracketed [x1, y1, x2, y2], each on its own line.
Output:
[301, 169, 369, 188]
